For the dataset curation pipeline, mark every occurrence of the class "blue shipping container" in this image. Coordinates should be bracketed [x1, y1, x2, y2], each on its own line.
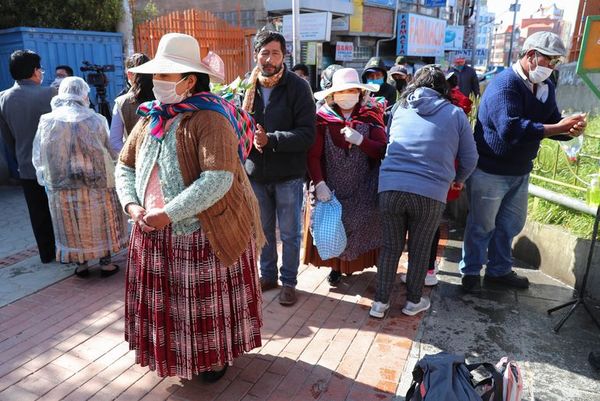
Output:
[0, 27, 125, 110]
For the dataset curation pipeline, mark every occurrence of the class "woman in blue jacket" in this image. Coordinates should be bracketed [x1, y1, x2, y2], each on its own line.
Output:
[370, 65, 478, 318]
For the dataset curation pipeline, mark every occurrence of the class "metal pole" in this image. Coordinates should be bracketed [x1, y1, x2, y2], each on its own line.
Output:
[507, 0, 519, 66]
[291, 0, 301, 66]
[471, 0, 480, 66]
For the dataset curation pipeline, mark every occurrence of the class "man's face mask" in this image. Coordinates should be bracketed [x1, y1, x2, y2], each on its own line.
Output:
[394, 78, 407, 92]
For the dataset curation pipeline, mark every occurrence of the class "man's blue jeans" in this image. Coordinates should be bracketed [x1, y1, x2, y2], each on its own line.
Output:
[459, 168, 529, 277]
[250, 178, 304, 287]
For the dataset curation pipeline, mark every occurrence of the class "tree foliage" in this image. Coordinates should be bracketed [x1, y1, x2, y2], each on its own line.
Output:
[0, 0, 123, 32]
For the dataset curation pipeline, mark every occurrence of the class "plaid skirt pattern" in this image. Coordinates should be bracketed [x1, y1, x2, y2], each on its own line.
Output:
[125, 224, 262, 379]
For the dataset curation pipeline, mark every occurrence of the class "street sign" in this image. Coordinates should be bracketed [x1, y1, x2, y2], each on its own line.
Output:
[335, 42, 354, 61]
[509, 3, 521, 12]
[282, 12, 332, 42]
[576, 16, 600, 100]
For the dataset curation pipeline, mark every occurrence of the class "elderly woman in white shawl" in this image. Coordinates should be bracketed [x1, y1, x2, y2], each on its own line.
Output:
[32, 77, 128, 277]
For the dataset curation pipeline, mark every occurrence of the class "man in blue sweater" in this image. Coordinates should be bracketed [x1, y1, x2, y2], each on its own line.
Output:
[460, 31, 587, 293]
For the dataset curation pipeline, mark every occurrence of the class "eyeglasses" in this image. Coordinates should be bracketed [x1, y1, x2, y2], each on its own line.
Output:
[536, 52, 562, 67]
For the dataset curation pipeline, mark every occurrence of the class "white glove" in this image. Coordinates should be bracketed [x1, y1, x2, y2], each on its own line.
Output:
[341, 126, 364, 146]
[315, 181, 332, 202]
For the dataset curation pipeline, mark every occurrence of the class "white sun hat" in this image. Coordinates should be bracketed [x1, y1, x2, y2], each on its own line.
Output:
[314, 68, 379, 101]
[128, 33, 225, 82]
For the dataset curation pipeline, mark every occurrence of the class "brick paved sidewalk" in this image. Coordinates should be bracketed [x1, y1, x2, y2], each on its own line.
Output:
[0, 246, 436, 401]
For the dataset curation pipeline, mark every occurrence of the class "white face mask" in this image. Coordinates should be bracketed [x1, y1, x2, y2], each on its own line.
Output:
[334, 92, 360, 110]
[528, 55, 553, 84]
[51, 77, 63, 88]
[152, 77, 188, 104]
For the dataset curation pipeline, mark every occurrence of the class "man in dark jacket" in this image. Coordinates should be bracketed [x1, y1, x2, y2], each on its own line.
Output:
[361, 57, 397, 107]
[242, 31, 316, 306]
[0, 50, 56, 263]
[449, 56, 480, 98]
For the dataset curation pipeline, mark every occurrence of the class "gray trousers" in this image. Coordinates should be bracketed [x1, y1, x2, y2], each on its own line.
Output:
[375, 191, 445, 304]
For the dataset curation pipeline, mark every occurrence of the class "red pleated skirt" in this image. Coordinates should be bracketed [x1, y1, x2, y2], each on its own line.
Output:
[124, 224, 262, 379]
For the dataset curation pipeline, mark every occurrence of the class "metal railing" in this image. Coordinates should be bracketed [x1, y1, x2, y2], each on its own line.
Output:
[529, 132, 600, 216]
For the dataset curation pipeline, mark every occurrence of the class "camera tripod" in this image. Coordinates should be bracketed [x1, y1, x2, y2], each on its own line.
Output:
[93, 84, 112, 125]
[547, 204, 600, 333]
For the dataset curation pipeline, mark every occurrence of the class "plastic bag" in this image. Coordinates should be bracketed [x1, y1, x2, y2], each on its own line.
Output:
[559, 135, 584, 161]
[311, 195, 347, 260]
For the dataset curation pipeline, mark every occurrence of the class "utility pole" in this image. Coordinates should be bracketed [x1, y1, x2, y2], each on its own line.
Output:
[291, 0, 301, 66]
[506, 0, 519, 67]
[471, 0, 480, 66]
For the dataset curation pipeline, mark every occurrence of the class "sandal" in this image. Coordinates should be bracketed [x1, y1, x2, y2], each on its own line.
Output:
[100, 264, 120, 278]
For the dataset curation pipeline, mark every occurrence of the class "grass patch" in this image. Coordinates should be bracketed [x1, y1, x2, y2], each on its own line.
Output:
[528, 113, 600, 238]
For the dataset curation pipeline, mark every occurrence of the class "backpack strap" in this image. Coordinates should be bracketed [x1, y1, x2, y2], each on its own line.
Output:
[405, 365, 425, 401]
[467, 363, 504, 401]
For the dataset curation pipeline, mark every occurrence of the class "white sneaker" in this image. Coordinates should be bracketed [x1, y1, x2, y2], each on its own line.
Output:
[424, 271, 438, 286]
[402, 297, 431, 316]
[400, 271, 438, 286]
[369, 301, 390, 318]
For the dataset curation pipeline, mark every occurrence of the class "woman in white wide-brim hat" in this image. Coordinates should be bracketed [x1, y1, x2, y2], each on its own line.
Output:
[302, 67, 387, 285]
[114, 33, 265, 382]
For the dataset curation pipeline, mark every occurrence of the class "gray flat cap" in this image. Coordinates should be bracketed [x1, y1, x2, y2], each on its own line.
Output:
[522, 31, 566, 56]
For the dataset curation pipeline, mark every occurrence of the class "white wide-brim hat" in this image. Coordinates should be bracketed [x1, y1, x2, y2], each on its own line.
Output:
[314, 68, 379, 101]
[129, 33, 225, 83]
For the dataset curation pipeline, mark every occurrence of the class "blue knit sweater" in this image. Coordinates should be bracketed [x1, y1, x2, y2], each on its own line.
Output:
[475, 68, 568, 176]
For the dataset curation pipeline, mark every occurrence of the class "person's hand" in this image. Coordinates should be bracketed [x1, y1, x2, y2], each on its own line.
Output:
[254, 123, 268, 152]
[126, 204, 155, 233]
[143, 208, 171, 230]
[450, 181, 464, 191]
[567, 114, 587, 137]
[341, 126, 364, 146]
[559, 114, 586, 136]
[315, 181, 332, 202]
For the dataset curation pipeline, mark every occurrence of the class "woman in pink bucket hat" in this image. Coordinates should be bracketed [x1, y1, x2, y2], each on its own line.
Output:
[302, 68, 387, 285]
[115, 33, 265, 382]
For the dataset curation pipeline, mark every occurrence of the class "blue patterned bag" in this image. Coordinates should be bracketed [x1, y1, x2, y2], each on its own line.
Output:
[311, 195, 347, 260]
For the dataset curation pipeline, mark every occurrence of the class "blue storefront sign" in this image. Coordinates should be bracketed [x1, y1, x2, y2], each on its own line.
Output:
[424, 0, 447, 7]
[396, 13, 446, 57]
[364, 0, 395, 8]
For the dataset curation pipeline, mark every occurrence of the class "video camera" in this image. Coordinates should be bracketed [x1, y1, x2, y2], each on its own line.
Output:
[80, 61, 115, 124]
[80, 61, 115, 87]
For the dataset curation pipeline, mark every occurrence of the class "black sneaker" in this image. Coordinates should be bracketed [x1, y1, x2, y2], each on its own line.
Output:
[328, 269, 342, 286]
[484, 271, 530, 289]
[461, 275, 482, 294]
[202, 365, 228, 383]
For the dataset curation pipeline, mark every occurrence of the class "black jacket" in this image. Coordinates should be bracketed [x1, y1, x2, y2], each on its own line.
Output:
[361, 57, 397, 107]
[244, 69, 316, 183]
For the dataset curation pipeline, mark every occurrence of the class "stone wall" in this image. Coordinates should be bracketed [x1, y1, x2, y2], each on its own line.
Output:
[555, 62, 600, 115]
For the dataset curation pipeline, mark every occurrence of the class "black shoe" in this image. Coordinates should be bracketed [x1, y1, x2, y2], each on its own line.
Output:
[484, 271, 529, 289]
[461, 275, 482, 294]
[202, 365, 228, 383]
[74, 266, 90, 278]
[589, 352, 600, 370]
[100, 264, 120, 278]
[328, 269, 342, 286]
